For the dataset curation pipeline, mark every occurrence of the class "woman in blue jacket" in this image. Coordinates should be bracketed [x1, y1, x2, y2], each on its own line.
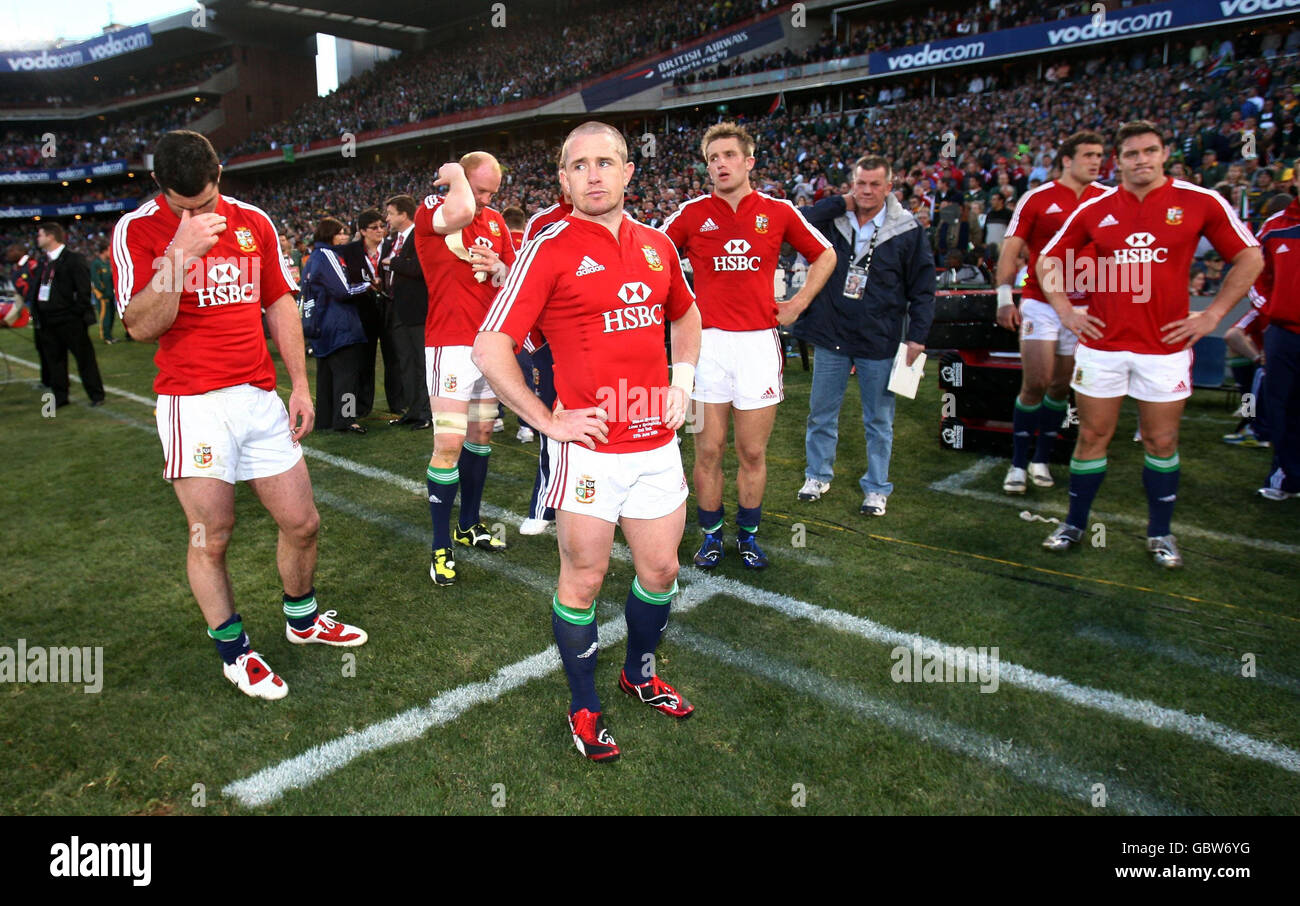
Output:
[302, 217, 372, 434]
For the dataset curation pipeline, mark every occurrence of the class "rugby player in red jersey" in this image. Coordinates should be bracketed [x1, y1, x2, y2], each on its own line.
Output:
[663, 122, 835, 570]
[1037, 121, 1262, 567]
[413, 153, 516, 586]
[474, 121, 701, 762]
[111, 131, 366, 700]
[995, 131, 1106, 494]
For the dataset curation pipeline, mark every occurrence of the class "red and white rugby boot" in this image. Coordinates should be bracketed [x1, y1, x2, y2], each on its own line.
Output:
[286, 610, 368, 647]
[223, 651, 288, 700]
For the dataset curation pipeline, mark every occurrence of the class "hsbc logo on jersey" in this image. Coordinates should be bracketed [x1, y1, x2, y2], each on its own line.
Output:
[713, 238, 762, 272]
[1112, 231, 1168, 264]
[603, 282, 662, 333]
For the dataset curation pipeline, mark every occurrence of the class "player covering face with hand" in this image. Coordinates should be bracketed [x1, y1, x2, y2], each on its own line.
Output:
[474, 122, 701, 762]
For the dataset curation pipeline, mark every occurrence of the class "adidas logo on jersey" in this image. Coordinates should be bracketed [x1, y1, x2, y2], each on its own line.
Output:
[1279, 242, 1291, 253]
[575, 256, 605, 276]
[699, 218, 719, 232]
[1173, 380, 1189, 393]
[1045, 202, 1063, 214]
[1097, 214, 1120, 227]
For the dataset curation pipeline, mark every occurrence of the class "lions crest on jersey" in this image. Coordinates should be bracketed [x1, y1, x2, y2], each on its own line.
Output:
[234, 227, 257, 253]
[641, 245, 663, 271]
[755, 214, 769, 234]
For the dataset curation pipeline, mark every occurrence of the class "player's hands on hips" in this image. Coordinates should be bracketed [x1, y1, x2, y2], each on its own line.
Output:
[288, 385, 315, 441]
[172, 208, 226, 259]
[775, 297, 807, 326]
[996, 302, 1021, 331]
[1161, 310, 1219, 349]
[1064, 306, 1104, 340]
[433, 162, 465, 189]
[546, 401, 608, 449]
[663, 385, 690, 431]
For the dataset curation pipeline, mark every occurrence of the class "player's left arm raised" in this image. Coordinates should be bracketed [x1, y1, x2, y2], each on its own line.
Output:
[263, 293, 315, 440]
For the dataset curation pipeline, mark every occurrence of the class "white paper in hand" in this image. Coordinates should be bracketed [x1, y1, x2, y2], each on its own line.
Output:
[887, 342, 926, 399]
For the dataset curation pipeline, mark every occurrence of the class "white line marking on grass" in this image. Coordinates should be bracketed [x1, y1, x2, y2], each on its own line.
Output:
[1, 351, 156, 407]
[1077, 625, 1300, 695]
[690, 573, 1300, 776]
[671, 625, 1187, 816]
[929, 456, 1300, 555]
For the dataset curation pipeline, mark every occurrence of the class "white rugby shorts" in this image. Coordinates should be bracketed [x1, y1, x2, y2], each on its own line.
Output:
[544, 437, 688, 524]
[692, 327, 785, 409]
[156, 384, 302, 483]
[426, 344, 496, 402]
[1019, 297, 1079, 356]
[1071, 345, 1193, 402]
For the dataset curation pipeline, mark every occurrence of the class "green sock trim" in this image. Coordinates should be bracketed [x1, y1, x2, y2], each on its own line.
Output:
[282, 597, 317, 618]
[702, 520, 724, 533]
[464, 442, 492, 456]
[738, 524, 758, 533]
[1144, 452, 1180, 472]
[1070, 457, 1108, 474]
[631, 577, 677, 605]
[207, 620, 243, 642]
[1014, 398, 1042, 412]
[1042, 396, 1069, 411]
[427, 466, 460, 484]
[552, 594, 595, 625]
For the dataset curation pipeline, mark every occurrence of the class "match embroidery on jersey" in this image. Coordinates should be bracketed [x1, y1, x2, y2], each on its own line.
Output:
[575, 256, 606, 276]
[699, 218, 719, 232]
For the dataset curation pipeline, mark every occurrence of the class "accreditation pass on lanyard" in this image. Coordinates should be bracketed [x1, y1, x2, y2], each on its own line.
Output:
[842, 222, 879, 301]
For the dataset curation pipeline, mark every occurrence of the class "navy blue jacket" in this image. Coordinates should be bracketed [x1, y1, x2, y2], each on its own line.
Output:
[301, 242, 369, 358]
[793, 194, 935, 360]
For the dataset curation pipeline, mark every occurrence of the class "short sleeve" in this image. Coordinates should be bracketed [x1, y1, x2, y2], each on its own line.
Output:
[782, 202, 832, 262]
[111, 213, 160, 316]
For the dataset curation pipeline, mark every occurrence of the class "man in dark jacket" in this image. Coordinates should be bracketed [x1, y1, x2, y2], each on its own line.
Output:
[791, 155, 935, 516]
[26, 223, 105, 407]
[380, 194, 432, 428]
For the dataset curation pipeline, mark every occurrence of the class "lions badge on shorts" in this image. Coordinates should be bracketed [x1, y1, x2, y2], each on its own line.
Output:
[1165, 206, 1183, 226]
[194, 443, 213, 469]
[755, 214, 769, 234]
[1023, 320, 1034, 337]
[1074, 367, 1085, 386]
[641, 245, 664, 271]
[575, 474, 596, 504]
[235, 227, 257, 253]
[443, 374, 457, 393]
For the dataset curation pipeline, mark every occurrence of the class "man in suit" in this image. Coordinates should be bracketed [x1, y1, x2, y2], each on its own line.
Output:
[381, 194, 431, 429]
[26, 223, 105, 407]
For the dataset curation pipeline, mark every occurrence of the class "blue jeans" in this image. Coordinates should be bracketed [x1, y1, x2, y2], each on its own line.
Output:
[804, 347, 896, 497]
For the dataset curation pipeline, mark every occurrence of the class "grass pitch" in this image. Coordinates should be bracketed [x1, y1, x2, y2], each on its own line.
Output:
[0, 332, 1296, 815]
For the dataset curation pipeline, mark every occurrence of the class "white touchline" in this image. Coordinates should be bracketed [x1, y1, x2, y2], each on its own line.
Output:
[691, 572, 1300, 776]
[16, 354, 1295, 794]
[930, 456, 1300, 555]
[670, 625, 1187, 816]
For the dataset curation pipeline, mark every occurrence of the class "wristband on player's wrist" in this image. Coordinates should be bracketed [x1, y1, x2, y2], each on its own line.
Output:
[671, 363, 695, 394]
[996, 284, 1014, 310]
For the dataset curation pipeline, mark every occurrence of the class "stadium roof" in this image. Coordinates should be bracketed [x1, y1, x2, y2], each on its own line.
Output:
[210, 0, 509, 51]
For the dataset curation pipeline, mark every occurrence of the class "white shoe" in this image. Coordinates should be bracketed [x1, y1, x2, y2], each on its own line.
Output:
[798, 478, 830, 501]
[1028, 462, 1054, 488]
[286, 609, 368, 647]
[860, 492, 888, 516]
[516, 426, 535, 443]
[519, 517, 552, 535]
[493, 418, 504, 433]
[223, 651, 288, 700]
[1003, 466, 1027, 494]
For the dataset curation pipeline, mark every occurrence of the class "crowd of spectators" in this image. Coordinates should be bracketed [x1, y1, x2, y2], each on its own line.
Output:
[0, 99, 215, 169]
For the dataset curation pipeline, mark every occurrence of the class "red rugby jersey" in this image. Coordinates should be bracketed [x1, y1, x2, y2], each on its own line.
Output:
[523, 201, 572, 243]
[1005, 179, 1108, 303]
[1040, 178, 1257, 354]
[111, 193, 296, 395]
[414, 194, 516, 347]
[661, 190, 830, 330]
[1251, 198, 1300, 333]
[481, 215, 696, 452]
